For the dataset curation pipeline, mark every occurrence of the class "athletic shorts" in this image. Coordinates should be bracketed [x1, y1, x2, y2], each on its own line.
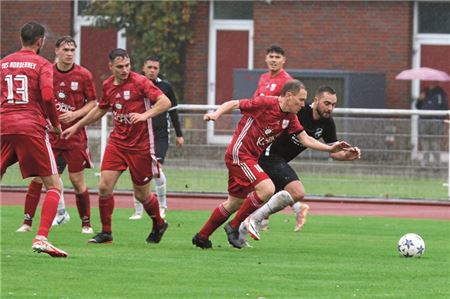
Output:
[155, 137, 169, 164]
[258, 154, 299, 192]
[225, 157, 269, 199]
[1, 134, 58, 178]
[101, 143, 160, 186]
[53, 146, 93, 173]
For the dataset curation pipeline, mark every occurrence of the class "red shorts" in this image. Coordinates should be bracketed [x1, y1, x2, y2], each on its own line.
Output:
[225, 157, 269, 199]
[101, 143, 159, 186]
[53, 146, 93, 173]
[1, 134, 58, 178]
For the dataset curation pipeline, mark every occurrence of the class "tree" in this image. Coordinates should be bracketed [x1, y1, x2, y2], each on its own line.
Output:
[84, 1, 197, 101]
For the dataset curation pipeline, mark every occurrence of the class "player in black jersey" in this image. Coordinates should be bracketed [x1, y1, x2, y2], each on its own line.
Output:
[129, 56, 184, 220]
[240, 86, 361, 242]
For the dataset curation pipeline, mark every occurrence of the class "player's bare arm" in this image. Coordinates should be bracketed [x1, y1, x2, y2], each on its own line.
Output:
[59, 100, 97, 123]
[203, 100, 240, 121]
[61, 104, 107, 139]
[129, 94, 171, 124]
[297, 131, 351, 153]
[330, 146, 361, 161]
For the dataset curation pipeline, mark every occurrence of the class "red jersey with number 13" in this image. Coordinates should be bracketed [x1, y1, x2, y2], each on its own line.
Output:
[0, 49, 54, 139]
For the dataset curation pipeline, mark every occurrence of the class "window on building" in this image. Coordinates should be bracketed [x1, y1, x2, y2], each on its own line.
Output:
[213, 1, 253, 20]
[418, 2, 450, 33]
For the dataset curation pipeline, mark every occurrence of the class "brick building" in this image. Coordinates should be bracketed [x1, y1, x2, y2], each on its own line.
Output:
[2, 1, 449, 109]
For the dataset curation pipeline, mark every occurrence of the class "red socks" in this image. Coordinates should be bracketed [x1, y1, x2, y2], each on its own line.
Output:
[23, 181, 43, 226]
[198, 203, 231, 240]
[229, 191, 264, 229]
[76, 189, 91, 227]
[36, 188, 60, 237]
[99, 194, 114, 233]
[142, 194, 164, 228]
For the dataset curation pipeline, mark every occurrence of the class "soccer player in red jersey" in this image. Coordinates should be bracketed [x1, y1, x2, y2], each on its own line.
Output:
[61, 48, 172, 244]
[16, 36, 97, 235]
[253, 44, 293, 98]
[0, 22, 68, 257]
[192, 80, 352, 249]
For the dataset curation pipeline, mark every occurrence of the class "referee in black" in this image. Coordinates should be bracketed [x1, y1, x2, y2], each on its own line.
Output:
[129, 56, 184, 220]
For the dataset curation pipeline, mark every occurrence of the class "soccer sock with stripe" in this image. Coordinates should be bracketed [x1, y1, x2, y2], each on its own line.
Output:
[154, 170, 167, 209]
[23, 180, 43, 226]
[75, 189, 91, 227]
[229, 191, 264, 229]
[252, 190, 295, 222]
[142, 193, 164, 228]
[198, 203, 231, 240]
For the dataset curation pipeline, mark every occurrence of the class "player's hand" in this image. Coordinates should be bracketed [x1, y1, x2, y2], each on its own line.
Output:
[176, 136, 184, 148]
[129, 113, 147, 123]
[61, 125, 77, 140]
[203, 113, 217, 121]
[49, 124, 62, 135]
[329, 141, 352, 153]
[344, 146, 361, 160]
[59, 111, 77, 123]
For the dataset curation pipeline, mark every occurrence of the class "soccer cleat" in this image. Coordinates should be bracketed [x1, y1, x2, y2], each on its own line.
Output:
[129, 213, 143, 220]
[294, 203, 310, 232]
[16, 224, 32, 233]
[81, 226, 94, 234]
[52, 211, 70, 226]
[146, 220, 169, 244]
[32, 235, 68, 258]
[159, 207, 167, 219]
[88, 232, 113, 244]
[243, 216, 261, 241]
[192, 233, 212, 249]
[224, 223, 244, 249]
[237, 224, 253, 248]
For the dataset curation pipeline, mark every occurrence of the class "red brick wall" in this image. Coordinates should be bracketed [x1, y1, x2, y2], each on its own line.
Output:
[1, 1, 73, 61]
[184, 1, 209, 104]
[185, 1, 413, 108]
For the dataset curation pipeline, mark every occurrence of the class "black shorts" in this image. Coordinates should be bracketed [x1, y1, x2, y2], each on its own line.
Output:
[259, 154, 299, 192]
[56, 155, 67, 174]
[155, 137, 169, 164]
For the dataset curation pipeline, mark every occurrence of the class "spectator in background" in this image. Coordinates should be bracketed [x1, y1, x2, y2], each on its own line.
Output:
[416, 84, 448, 167]
[129, 56, 184, 220]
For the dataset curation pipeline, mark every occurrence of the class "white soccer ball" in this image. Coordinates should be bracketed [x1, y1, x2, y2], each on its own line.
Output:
[398, 233, 425, 258]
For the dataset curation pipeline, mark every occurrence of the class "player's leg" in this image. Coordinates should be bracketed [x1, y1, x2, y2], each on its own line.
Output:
[192, 195, 243, 249]
[154, 169, 167, 218]
[284, 180, 309, 232]
[52, 155, 70, 226]
[69, 170, 93, 233]
[129, 197, 144, 220]
[16, 177, 43, 232]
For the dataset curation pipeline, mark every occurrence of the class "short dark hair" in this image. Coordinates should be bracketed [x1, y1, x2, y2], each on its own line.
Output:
[315, 86, 336, 97]
[266, 44, 285, 56]
[109, 48, 129, 62]
[20, 22, 45, 46]
[55, 36, 77, 48]
[143, 55, 160, 64]
[281, 79, 306, 96]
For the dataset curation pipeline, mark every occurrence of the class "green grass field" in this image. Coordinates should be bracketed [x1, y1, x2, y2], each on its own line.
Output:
[1, 164, 448, 200]
[1, 206, 449, 299]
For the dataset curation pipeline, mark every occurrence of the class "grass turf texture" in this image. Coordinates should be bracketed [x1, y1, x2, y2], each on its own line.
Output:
[1, 164, 448, 200]
[1, 206, 449, 298]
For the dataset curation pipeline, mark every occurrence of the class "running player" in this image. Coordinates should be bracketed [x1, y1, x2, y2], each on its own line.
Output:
[61, 48, 171, 244]
[129, 56, 184, 220]
[1, 22, 67, 257]
[16, 36, 97, 234]
[192, 80, 352, 249]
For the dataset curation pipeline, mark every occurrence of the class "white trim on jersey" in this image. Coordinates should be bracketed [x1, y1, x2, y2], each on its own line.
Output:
[232, 117, 254, 164]
[144, 98, 160, 177]
[44, 131, 58, 175]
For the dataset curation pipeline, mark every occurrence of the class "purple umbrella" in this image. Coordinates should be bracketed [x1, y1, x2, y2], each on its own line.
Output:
[395, 67, 450, 82]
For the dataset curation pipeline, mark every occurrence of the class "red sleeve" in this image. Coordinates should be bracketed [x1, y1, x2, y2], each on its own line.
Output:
[39, 64, 59, 126]
[142, 78, 163, 104]
[239, 96, 274, 114]
[83, 69, 97, 101]
[98, 81, 111, 110]
[287, 114, 303, 135]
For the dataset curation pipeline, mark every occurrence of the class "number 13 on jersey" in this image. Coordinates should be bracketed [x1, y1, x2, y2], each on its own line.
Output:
[4, 74, 29, 104]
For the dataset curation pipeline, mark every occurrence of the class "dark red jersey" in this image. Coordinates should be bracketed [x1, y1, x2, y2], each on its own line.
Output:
[98, 72, 163, 152]
[0, 49, 54, 138]
[253, 70, 293, 98]
[225, 96, 303, 164]
[50, 64, 97, 149]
